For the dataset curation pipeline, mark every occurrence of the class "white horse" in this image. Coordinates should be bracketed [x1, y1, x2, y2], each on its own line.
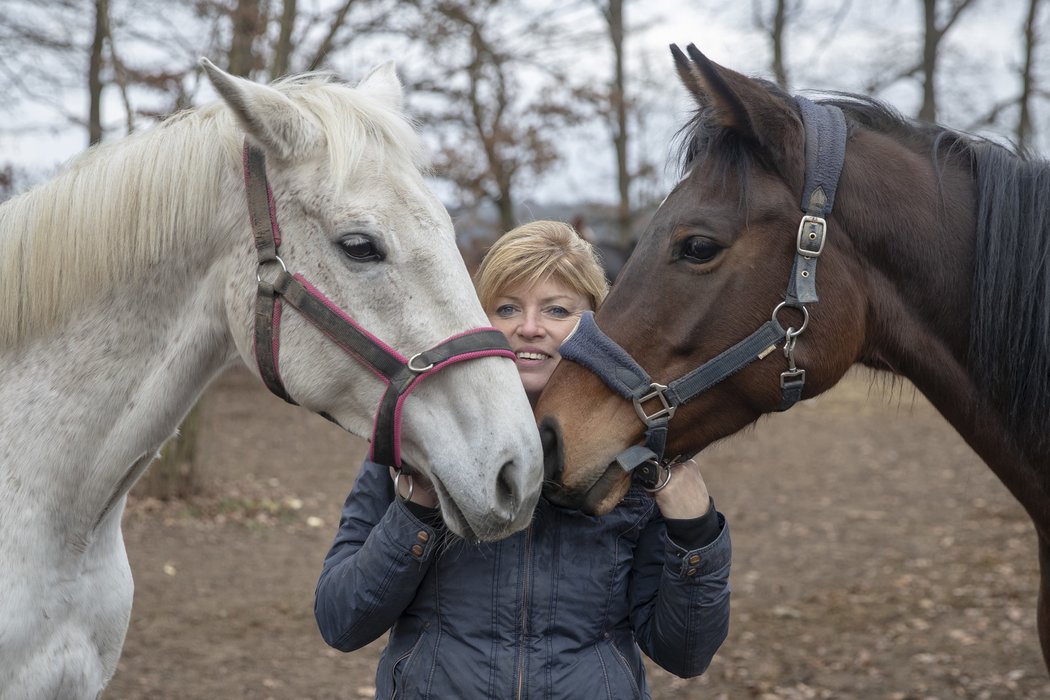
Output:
[0, 59, 542, 699]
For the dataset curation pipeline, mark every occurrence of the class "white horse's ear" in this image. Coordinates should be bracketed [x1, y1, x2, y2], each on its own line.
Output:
[356, 61, 403, 111]
[199, 57, 322, 161]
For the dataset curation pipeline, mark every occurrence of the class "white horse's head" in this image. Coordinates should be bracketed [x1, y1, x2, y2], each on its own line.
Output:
[201, 60, 542, 541]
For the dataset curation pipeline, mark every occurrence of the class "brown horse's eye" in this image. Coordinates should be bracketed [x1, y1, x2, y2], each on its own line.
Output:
[681, 236, 720, 264]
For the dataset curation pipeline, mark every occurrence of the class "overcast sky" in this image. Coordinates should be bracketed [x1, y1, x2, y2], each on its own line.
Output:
[2, 1, 1034, 205]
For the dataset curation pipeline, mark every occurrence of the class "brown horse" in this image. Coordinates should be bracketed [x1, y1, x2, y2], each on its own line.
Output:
[536, 44, 1050, 672]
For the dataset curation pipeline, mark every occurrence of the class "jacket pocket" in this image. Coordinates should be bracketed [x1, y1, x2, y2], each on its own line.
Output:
[596, 636, 643, 700]
[389, 623, 431, 700]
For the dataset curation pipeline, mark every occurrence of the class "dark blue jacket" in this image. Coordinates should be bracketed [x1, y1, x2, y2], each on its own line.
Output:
[315, 460, 731, 699]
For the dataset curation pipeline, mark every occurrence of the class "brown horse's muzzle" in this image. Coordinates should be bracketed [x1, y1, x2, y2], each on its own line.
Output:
[539, 417, 563, 484]
[539, 416, 631, 514]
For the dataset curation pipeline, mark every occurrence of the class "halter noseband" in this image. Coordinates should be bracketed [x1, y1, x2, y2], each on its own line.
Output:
[243, 141, 515, 469]
[558, 97, 847, 489]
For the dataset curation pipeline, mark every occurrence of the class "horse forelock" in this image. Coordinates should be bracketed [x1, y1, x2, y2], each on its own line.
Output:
[272, 72, 428, 185]
[0, 73, 426, 350]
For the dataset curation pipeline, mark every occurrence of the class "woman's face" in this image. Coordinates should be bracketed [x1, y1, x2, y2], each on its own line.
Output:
[488, 277, 591, 405]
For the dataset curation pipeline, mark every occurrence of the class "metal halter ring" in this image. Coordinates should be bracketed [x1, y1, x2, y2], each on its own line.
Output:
[772, 301, 810, 335]
[393, 470, 414, 501]
[642, 462, 674, 493]
[407, 353, 435, 373]
[256, 255, 288, 283]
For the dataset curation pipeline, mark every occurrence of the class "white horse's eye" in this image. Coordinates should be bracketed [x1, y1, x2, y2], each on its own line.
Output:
[338, 234, 383, 262]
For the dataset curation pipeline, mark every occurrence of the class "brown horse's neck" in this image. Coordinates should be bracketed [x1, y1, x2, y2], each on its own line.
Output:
[849, 159, 1050, 536]
[862, 292, 1046, 524]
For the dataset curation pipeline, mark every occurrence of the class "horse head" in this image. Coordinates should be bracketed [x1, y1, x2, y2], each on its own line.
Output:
[202, 61, 543, 541]
[536, 45, 879, 515]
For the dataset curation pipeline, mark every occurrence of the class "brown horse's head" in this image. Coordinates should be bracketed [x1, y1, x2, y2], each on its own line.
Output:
[537, 45, 874, 514]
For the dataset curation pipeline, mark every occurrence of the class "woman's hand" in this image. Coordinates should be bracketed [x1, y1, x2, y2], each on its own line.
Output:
[651, 458, 711, 519]
[389, 467, 439, 508]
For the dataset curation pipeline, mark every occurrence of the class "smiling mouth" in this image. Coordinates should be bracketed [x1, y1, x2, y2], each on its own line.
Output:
[517, 351, 549, 361]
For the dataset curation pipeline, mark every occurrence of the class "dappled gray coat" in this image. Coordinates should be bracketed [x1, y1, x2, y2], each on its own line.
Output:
[314, 460, 732, 700]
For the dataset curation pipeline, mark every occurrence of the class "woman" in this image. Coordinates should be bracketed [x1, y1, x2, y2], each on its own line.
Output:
[314, 221, 731, 699]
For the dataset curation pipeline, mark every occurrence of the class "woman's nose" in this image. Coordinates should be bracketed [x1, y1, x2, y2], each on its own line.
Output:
[518, 310, 545, 337]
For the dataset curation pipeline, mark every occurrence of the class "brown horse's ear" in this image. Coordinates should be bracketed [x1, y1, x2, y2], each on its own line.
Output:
[674, 44, 803, 177]
[670, 44, 706, 102]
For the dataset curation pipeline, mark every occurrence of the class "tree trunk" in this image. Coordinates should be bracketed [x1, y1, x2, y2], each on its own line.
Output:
[605, 0, 632, 248]
[1016, 0, 1043, 149]
[88, 0, 108, 147]
[272, 0, 298, 78]
[918, 0, 939, 122]
[770, 0, 789, 88]
[228, 0, 262, 77]
[136, 402, 205, 500]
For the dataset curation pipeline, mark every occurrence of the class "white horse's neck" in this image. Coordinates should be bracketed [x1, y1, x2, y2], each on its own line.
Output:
[0, 251, 239, 535]
[0, 228, 241, 694]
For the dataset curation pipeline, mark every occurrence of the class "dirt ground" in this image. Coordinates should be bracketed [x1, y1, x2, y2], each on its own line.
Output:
[105, 365, 1050, 699]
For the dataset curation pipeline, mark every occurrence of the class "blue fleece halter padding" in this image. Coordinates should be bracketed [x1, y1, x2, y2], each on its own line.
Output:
[795, 96, 847, 217]
[559, 312, 653, 400]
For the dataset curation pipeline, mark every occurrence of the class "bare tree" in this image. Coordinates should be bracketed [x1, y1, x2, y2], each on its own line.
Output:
[915, 0, 978, 121]
[752, 0, 793, 88]
[601, 0, 632, 245]
[0, 1, 93, 137]
[228, 0, 264, 77]
[400, 0, 586, 233]
[88, 0, 110, 145]
[1016, 0, 1045, 149]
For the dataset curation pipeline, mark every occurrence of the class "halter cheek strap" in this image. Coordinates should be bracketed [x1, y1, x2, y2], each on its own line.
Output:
[244, 144, 293, 402]
[242, 141, 515, 468]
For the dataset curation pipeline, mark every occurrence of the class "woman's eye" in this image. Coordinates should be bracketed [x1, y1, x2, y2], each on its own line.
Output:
[681, 237, 720, 264]
[495, 304, 517, 317]
[546, 306, 570, 318]
[338, 235, 383, 262]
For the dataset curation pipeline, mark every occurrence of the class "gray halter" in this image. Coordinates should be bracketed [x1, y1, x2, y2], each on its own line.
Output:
[557, 97, 847, 488]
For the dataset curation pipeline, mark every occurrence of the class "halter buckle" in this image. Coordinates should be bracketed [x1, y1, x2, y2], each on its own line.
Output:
[780, 368, 806, 388]
[796, 215, 826, 258]
[633, 383, 677, 425]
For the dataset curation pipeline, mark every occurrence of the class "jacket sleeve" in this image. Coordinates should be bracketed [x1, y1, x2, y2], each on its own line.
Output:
[627, 507, 732, 678]
[313, 460, 444, 652]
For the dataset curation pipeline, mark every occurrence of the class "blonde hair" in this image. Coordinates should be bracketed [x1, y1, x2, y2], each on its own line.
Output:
[474, 220, 609, 312]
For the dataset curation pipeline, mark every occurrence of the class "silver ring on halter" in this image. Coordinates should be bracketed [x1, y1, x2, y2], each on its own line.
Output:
[642, 462, 673, 493]
[256, 255, 288, 283]
[772, 301, 810, 335]
[393, 470, 414, 501]
[407, 353, 435, 373]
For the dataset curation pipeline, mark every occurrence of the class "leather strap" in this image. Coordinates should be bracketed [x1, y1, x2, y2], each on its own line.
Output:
[244, 144, 295, 402]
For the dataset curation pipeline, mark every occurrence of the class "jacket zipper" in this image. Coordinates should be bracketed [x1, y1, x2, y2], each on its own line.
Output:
[515, 523, 534, 700]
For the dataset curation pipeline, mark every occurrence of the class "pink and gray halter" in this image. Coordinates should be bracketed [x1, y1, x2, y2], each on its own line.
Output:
[242, 142, 515, 469]
[558, 97, 847, 488]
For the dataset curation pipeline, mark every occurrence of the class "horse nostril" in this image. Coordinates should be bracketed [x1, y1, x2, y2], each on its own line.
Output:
[495, 459, 520, 512]
[538, 416, 564, 483]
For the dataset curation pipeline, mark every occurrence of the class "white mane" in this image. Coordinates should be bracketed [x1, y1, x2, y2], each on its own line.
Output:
[0, 73, 426, 349]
